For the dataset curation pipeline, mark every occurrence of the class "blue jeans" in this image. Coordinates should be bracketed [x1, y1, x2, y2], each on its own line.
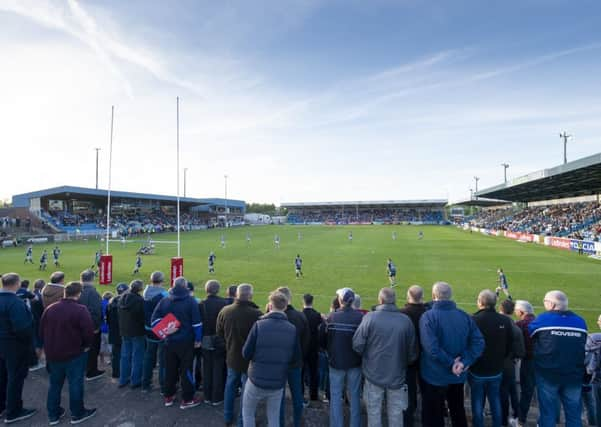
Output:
[47, 352, 87, 420]
[518, 359, 536, 423]
[224, 368, 247, 425]
[329, 367, 362, 427]
[469, 372, 503, 427]
[120, 336, 145, 386]
[536, 374, 582, 427]
[142, 338, 165, 391]
[280, 366, 303, 427]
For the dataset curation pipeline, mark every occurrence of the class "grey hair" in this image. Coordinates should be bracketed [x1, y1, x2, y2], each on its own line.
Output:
[378, 288, 396, 305]
[237, 283, 253, 301]
[477, 289, 497, 309]
[150, 271, 165, 285]
[544, 290, 568, 311]
[514, 300, 534, 315]
[205, 280, 221, 295]
[352, 294, 362, 309]
[432, 282, 452, 301]
[173, 276, 187, 289]
[407, 285, 424, 303]
[80, 269, 95, 283]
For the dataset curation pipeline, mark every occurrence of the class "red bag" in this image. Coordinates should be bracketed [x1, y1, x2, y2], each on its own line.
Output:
[152, 313, 181, 340]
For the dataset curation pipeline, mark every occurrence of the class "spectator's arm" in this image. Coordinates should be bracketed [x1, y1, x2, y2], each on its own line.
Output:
[513, 326, 526, 359]
[150, 299, 165, 327]
[216, 310, 225, 338]
[406, 320, 418, 365]
[191, 300, 203, 342]
[89, 291, 102, 330]
[81, 308, 95, 349]
[11, 301, 33, 343]
[460, 318, 485, 367]
[419, 315, 455, 368]
[242, 323, 258, 360]
[318, 319, 328, 350]
[352, 318, 368, 355]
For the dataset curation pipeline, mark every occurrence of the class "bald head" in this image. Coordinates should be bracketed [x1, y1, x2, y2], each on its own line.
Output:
[432, 282, 452, 301]
[407, 285, 423, 303]
[477, 290, 497, 310]
[544, 290, 568, 311]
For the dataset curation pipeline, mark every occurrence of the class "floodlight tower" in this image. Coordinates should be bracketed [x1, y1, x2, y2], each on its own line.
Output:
[501, 163, 509, 183]
[469, 188, 474, 200]
[559, 132, 571, 164]
[473, 176, 480, 199]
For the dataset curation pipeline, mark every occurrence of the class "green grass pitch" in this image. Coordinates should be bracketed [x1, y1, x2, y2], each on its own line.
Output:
[1, 225, 600, 327]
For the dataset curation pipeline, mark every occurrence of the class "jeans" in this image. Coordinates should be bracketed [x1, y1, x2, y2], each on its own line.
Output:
[364, 378, 407, 427]
[0, 342, 29, 418]
[421, 380, 467, 427]
[243, 379, 282, 427]
[111, 343, 121, 379]
[164, 341, 195, 401]
[329, 367, 362, 427]
[119, 336, 145, 386]
[500, 365, 519, 425]
[469, 372, 503, 427]
[518, 359, 536, 423]
[202, 347, 226, 403]
[86, 332, 101, 376]
[536, 374, 582, 427]
[142, 338, 165, 391]
[224, 368, 247, 426]
[47, 352, 87, 419]
[280, 366, 304, 427]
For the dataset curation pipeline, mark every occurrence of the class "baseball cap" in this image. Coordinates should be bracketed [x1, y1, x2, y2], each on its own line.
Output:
[116, 283, 129, 295]
[336, 287, 355, 304]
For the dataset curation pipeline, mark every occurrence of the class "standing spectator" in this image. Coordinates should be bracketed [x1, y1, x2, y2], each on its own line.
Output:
[42, 271, 65, 308]
[217, 283, 262, 427]
[199, 280, 228, 405]
[276, 287, 310, 427]
[0, 273, 36, 424]
[529, 290, 587, 427]
[321, 288, 363, 427]
[302, 293, 323, 404]
[514, 300, 536, 427]
[353, 287, 417, 427]
[142, 271, 168, 393]
[399, 285, 427, 427]
[242, 291, 300, 427]
[419, 282, 485, 427]
[225, 285, 237, 305]
[585, 315, 601, 427]
[469, 290, 513, 427]
[118, 280, 145, 389]
[106, 283, 128, 379]
[151, 276, 202, 409]
[499, 299, 525, 427]
[29, 279, 46, 371]
[79, 269, 104, 381]
[40, 281, 96, 425]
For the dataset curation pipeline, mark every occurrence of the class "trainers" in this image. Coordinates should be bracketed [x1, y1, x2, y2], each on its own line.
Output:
[85, 371, 105, 381]
[5, 408, 37, 424]
[29, 362, 46, 372]
[211, 400, 223, 406]
[49, 407, 66, 425]
[164, 396, 176, 407]
[180, 398, 202, 410]
[70, 408, 96, 424]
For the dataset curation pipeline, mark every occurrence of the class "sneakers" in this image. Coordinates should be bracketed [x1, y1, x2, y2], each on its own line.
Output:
[211, 400, 223, 406]
[29, 362, 46, 372]
[164, 396, 176, 407]
[49, 407, 66, 425]
[508, 417, 518, 427]
[70, 408, 96, 424]
[85, 371, 105, 381]
[180, 398, 202, 410]
[5, 408, 37, 424]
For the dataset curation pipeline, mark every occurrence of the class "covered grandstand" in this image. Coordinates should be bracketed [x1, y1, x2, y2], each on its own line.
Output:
[282, 200, 448, 225]
[11, 186, 245, 235]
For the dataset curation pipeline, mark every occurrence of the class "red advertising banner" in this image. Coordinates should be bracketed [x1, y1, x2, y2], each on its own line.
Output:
[548, 237, 571, 250]
[99, 254, 113, 285]
[504, 231, 537, 242]
[170, 257, 184, 287]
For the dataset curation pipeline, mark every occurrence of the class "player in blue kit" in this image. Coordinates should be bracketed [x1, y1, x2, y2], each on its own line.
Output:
[208, 251, 216, 274]
[24, 245, 33, 264]
[387, 258, 397, 286]
[52, 246, 61, 267]
[496, 268, 512, 300]
[39, 249, 48, 271]
[295, 254, 303, 278]
[133, 255, 142, 275]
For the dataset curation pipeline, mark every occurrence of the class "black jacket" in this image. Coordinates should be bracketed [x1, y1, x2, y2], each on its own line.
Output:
[285, 305, 310, 369]
[320, 306, 363, 370]
[400, 302, 427, 367]
[106, 295, 122, 345]
[217, 300, 262, 372]
[199, 295, 228, 336]
[471, 308, 513, 377]
[303, 307, 323, 355]
[118, 292, 145, 338]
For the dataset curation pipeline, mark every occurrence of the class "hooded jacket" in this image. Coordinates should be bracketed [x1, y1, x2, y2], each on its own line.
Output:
[143, 284, 168, 341]
[118, 291, 145, 338]
[151, 285, 202, 344]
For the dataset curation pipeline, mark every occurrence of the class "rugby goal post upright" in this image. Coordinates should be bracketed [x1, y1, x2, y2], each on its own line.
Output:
[170, 96, 184, 286]
[100, 105, 115, 285]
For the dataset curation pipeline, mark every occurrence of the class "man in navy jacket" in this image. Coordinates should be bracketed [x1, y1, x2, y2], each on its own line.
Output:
[529, 290, 587, 427]
[242, 291, 300, 427]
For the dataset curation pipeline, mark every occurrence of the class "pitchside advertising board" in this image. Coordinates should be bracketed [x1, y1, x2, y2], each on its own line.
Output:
[171, 257, 184, 286]
[99, 255, 113, 285]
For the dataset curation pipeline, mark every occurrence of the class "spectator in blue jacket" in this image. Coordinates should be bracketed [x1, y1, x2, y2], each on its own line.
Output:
[419, 282, 485, 427]
[0, 273, 36, 424]
[142, 271, 168, 393]
[151, 276, 202, 409]
[242, 291, 300, 427]
[529, 290, 587, 427]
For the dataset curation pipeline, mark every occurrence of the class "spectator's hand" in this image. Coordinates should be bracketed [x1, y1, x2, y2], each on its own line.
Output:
[452, 357, 465, 376]
[164, 322, 179, 336]
[194, 341, 201, 348]
[94, 329, 99, 334]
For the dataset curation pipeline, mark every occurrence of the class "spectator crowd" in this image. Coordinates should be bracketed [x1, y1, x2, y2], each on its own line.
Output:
[0, 268, 598, 427]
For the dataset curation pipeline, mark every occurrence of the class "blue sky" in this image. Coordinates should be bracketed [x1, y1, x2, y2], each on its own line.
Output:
[1, 0, 601, 204]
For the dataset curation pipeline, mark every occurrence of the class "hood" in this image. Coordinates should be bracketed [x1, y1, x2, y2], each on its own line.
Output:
[169, 285, 190, 301]
[119, 292, 141, 310]
[143, 285, 166, 301]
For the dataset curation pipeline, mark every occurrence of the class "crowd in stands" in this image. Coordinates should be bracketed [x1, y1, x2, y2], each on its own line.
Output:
[1, 268, 599, 427]
[465, 202, 601, 239]
[288, 208, 445, 225]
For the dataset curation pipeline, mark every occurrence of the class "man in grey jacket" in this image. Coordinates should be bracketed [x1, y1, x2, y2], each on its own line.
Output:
[352, 287, 417, 427]
[78, 269, 103, 380]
